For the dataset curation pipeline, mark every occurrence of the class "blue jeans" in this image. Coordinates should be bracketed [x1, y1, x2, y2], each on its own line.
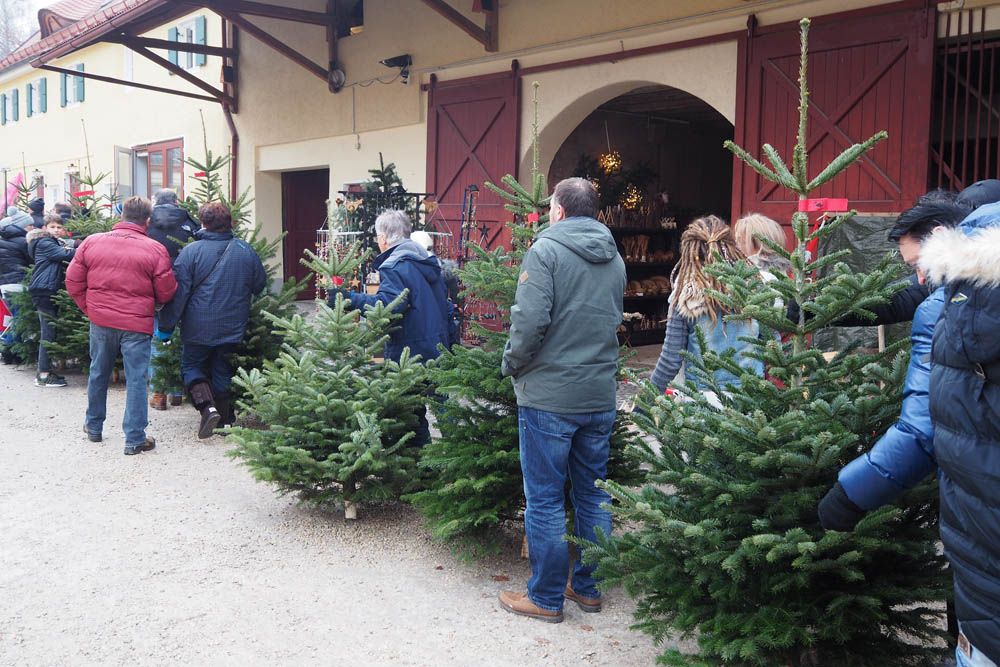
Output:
[181, 342, 235, 394]
[86, 324, 151, 446]
[518, 406, 616, 611]
[957, 625, 998, 667]
[31, 293, 56, 373]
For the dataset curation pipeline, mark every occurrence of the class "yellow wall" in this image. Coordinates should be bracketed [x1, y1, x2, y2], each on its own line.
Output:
[0, 10, 230, 209]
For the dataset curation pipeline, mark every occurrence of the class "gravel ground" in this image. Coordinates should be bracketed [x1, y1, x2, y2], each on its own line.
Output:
[0, 362, 669, 666]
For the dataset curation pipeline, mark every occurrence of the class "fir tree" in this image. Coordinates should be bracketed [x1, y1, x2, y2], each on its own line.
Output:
[227, 245, 428, 512]
[583, 19, 948, 666]
[149, 332, 184, 395]
[407, 83, 642, 555]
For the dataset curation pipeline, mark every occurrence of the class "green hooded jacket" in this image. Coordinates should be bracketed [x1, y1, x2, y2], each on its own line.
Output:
[501, 216, 626, 413]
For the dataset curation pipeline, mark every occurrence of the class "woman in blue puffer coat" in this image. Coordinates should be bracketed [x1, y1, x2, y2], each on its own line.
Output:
[919, 201, 1000, 665]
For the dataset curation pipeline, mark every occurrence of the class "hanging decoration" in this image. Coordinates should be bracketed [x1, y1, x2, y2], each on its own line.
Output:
[599, 121, 622, 174]
[620, 183, 643, 210]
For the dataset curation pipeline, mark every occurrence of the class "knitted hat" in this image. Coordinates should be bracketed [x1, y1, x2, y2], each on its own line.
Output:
[27, 198, 44, 214]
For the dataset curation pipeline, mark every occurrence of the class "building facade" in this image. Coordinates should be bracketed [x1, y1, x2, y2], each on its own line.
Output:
[2, 0, 999, 343]
[0, 2, 229, 208]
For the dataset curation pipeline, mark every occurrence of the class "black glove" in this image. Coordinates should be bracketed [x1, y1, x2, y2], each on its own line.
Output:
[818, 482, 866, 531]
[327, 287, 351, 307]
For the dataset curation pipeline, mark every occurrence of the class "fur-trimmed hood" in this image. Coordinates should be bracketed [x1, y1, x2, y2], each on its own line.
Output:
[25, 227, 59, 245]
[919, 221, 1000, 287]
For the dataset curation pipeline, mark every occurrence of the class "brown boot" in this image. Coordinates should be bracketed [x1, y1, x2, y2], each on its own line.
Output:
[564, 585, 602, 613]
[498, 591, 563, 623]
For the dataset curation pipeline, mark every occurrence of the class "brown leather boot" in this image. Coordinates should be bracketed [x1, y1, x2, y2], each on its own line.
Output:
[498, 591, 563, 623]
[564, 585, 602, 613]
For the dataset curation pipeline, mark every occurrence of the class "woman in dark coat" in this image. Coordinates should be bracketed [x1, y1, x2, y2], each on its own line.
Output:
[158, 202, 266, 438]
[919, 201, 1000, 665]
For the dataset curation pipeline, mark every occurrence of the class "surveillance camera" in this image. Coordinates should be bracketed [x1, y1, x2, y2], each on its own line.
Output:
[379, 54, 412, 69]
[400, 66, 410, 84]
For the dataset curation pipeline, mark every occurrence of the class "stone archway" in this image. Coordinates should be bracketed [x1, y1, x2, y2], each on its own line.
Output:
[520, 40, 738, 179]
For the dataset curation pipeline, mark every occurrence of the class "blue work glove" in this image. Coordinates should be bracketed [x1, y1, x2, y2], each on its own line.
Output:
[154, 329, 172, 342]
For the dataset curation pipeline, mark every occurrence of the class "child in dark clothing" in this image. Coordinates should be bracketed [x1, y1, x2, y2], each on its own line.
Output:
[26, 214, 76, 387]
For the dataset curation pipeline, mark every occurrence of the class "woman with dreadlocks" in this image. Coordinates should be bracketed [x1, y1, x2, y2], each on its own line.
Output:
[650, 215, 764, 393]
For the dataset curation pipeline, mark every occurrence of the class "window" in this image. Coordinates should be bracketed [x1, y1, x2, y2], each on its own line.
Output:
[26, 78, 47, 117]
[1, 89, 18, 124]
[168, 16, 207, 70]
[115, 147, 133, 199]
[60, 64, 85, 106]
[121, 139, 184, 200]
[123, 46, 134, 83]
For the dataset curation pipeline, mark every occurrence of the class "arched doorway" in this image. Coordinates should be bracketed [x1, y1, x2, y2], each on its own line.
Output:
[548, 84, 734, 346]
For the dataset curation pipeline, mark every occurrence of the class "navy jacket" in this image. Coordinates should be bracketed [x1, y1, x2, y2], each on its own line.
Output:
[919, 204, 1000, 662]
[838, 287, 943, 508]
[333, 239, 451, 363]
[0, 223, 31, 284]
[148, 204, 197, 260]
[26, 228, 75, 294]
[159, 230, 267, 346]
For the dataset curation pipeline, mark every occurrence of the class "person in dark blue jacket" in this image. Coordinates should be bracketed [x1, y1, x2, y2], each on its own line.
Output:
[148, 189, 196, 261]
[818, 200, 970, 527]
[26, 214, 77, 387]
[328, 210, 452, 364]
[328, 209, 452, 445]
[0, 217, 33, 286]
[918, 202, 1000, 665]
[158, 202, 266, 438]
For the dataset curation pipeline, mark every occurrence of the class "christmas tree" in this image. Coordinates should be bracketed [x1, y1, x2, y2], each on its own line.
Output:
[227, 244, 428, 514]
[407, 83, 642, 555]
[582, 19, 948, 666]
[149, 331, 184, 395]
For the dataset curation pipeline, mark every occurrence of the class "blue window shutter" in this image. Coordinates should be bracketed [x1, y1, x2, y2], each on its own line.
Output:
[39, 78, 47, 113]
[75, 64, 85, 102]
[1, 94, 6, 125]
[168, 27, 179, 66]
[26, 83, 32, 117]
[195, 16, 207, 66]
[11, 88, 18, 121]
[60, 73, 68, 107]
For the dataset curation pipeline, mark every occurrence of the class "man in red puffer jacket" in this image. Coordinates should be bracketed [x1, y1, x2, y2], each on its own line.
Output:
[66, 196, 177, 456]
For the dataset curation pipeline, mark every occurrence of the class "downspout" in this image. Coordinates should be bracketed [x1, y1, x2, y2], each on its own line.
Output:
[223, 106, 238, 201]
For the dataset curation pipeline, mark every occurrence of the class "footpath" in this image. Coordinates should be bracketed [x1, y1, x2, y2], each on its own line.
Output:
[0, 362, 667, 666]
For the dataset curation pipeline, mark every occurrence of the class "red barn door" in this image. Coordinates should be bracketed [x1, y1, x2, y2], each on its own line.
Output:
[733, 3, 936, 221]
[426, 64, 520, 254]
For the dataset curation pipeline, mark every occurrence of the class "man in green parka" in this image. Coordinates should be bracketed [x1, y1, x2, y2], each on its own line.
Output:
[498, 177, 626, 623]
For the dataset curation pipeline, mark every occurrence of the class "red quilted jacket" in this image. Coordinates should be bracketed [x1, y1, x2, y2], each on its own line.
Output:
[66, 221, 178, 335]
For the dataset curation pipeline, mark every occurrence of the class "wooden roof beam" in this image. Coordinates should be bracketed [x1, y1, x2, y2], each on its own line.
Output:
[37, 64, 221, 104]
[219, 9, 329, 84]
[183, 0, 333, 26]
[420, 0, 497, 52]
[106, 34, 236, 58]
[123, 40, 233, 105]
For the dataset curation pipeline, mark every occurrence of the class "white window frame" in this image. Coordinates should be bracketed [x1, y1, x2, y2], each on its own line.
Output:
[28, 79, 42, 116]
[177, 18, 198, 71]
[3, 90, 16, 123]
